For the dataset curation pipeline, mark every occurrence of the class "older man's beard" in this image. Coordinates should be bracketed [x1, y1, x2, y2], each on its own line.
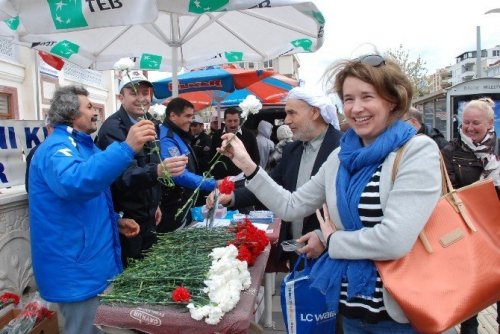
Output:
[292, 120, 317, 142]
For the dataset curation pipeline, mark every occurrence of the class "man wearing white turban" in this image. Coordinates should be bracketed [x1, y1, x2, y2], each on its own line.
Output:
[287, 86, 341, 131]
[211, 85, 343, 263]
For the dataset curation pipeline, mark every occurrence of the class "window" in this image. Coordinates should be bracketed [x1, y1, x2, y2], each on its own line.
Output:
[493, 50, 500, 57]
[263, 59, 273, 68]
[0, 86, 19, 119]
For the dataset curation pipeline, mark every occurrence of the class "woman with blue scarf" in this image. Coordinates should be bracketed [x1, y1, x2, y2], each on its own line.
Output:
[216, 55, 442, 333]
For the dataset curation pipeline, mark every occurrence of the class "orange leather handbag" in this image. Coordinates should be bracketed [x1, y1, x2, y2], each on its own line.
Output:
[375, 146, 500, 334]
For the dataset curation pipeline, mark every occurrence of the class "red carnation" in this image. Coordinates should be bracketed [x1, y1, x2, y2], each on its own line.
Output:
[237, 245, 256, 266]
[218, 177, 235, 195]
[0, 292, 20, 307]
[172, 286, 191, 303]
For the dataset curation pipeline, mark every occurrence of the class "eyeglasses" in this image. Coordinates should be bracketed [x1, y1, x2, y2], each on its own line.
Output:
[357, 54, 385, 67]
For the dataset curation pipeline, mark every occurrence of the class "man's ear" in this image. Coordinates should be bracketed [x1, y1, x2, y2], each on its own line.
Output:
[311, 106, 321, 121]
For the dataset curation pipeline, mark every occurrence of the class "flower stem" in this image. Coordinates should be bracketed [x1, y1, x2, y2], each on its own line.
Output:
[174, 123, 246, 226]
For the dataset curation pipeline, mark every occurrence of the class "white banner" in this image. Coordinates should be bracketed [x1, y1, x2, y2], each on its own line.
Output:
[0, 120, 47, 189]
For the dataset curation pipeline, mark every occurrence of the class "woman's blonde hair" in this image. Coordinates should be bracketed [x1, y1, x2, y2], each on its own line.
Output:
[464, 98, 495, 121]
[324, 55, 413, 121]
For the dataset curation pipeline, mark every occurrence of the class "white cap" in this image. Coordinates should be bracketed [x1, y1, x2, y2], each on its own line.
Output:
[192, 115, 204, 124]
[287, 87, 340, 130]
[119, 70, 152, 92]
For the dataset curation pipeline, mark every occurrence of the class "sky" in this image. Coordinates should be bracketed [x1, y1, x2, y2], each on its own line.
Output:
[298, 0, 500, 92]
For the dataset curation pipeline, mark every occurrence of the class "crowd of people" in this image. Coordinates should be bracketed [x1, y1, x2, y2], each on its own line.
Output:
[25, 54, 499, 334]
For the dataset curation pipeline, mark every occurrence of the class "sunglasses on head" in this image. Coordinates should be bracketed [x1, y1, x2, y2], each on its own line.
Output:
[357, 54, 385, 67]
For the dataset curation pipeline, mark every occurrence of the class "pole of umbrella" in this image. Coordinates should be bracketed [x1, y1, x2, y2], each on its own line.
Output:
[171, 13, 180, 97]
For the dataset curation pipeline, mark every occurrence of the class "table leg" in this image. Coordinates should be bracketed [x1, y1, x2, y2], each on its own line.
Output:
[263, 272, 274, 328]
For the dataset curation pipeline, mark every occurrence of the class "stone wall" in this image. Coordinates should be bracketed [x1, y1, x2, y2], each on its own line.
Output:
[0, 189, 36, 296]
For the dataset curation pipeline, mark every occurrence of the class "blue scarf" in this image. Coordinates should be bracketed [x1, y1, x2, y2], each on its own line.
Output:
[310, 120, 416, 310]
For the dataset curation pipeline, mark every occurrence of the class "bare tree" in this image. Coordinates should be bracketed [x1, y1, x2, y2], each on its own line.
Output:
[385, 44, 430, 97]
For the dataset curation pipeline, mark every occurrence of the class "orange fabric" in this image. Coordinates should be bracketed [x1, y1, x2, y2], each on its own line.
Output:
[376, 169, 500, 333]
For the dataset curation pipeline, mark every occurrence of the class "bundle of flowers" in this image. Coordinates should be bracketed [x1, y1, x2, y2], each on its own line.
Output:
[187, 244, 251, 324]
[230, 218, 270, 266]
[0, 299, 53, 334]
[0, 292, 19, 310]
[101, 223, 269, 324]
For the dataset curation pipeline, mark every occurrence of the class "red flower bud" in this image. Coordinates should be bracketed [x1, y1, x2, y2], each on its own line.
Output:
[172, 286, 191, 303]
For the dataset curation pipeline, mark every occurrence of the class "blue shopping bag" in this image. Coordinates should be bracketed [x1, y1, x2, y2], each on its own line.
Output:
[281, 255, 336, 334]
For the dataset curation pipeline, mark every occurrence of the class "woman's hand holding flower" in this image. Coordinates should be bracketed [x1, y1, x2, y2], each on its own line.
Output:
[217, 133, 257, 176]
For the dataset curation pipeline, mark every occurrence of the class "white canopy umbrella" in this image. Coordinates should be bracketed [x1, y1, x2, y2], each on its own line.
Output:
[0, 0, 324, 95]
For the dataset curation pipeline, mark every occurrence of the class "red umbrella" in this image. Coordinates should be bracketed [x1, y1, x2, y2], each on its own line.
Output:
[220, 74, 298, 106]
[153, 65, 275, 99]
[162, 91, 228, 112]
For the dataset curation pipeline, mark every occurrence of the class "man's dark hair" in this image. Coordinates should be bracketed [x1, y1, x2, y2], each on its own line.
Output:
[166, 97, 194, 117]
[224, 107, 240, 119]
[48, 85, 89, 127]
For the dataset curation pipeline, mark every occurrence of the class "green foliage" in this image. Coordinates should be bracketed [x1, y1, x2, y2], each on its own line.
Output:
[385, 44, 430, 97]
[100, 228, 234, 306]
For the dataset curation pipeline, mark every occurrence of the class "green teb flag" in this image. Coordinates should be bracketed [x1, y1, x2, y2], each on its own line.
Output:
[291, 39, 312, 52]
[224, 51, 243, 62]
[47, 0, 88, 30]
[312, 11, 325, 25]
[50, 40, 80, 59]
[140, 54, 162, 70]
[4, 16, 19, 30]
[188, 0, 229, 14]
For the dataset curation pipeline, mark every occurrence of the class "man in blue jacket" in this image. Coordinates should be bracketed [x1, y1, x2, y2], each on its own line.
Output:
[159, 97, 219, 232]
[28, 86, 186, 334]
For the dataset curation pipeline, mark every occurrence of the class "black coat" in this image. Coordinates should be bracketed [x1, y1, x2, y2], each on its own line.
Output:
[192, 131, 212, 173]
[210, 126, 260, 179]
[95, 107, 161, 227]
[441, 138, 485, 188]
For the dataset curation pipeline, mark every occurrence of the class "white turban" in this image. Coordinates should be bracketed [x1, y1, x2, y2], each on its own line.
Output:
[287, 87, 340, 130]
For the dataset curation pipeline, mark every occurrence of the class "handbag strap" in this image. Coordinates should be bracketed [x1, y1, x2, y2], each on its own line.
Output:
[391, 137, 478, 254]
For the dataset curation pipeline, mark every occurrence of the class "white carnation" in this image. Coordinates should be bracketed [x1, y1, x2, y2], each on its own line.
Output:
[187, 303, 210, 321]
[238, 95, 262, 118]
[149, 104, 166, 120]
[113, 57, 135, 72]
[205, 306, 224, 325]
[191, 245, 252, 325]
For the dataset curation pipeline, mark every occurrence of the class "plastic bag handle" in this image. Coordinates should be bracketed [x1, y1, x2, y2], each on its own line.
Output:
[289, 255, 314, 279]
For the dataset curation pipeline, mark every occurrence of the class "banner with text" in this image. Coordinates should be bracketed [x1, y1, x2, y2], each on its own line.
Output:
[0, 120, 48, 189]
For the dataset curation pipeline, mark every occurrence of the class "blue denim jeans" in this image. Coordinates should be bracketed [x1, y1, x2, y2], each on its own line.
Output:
[343, 316, 418, 334]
